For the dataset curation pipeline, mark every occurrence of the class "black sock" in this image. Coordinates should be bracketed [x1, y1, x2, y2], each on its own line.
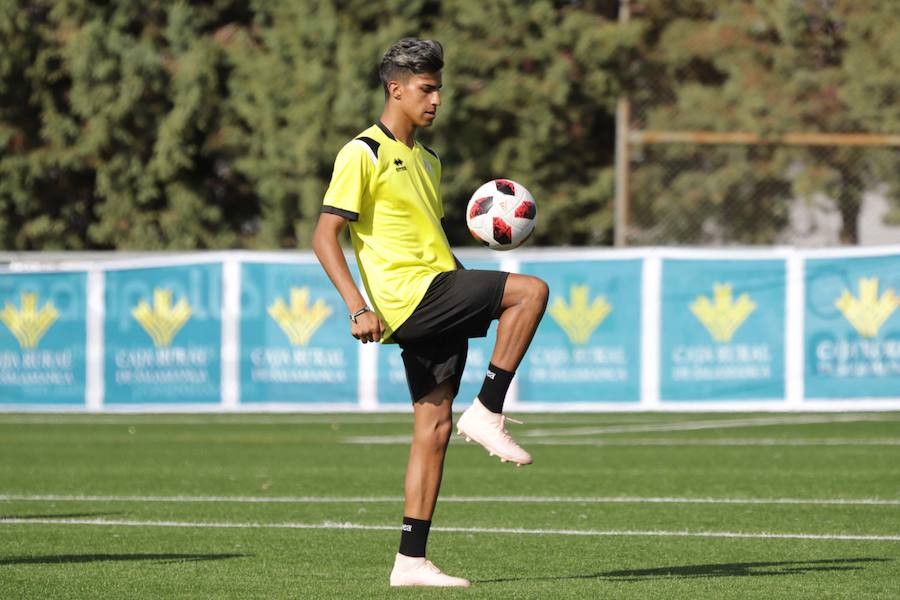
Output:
[478, 362, 514, 414]
[398, 516, 431, 558]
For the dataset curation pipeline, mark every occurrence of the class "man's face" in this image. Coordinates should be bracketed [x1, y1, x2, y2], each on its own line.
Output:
[392, 71, 442, 127]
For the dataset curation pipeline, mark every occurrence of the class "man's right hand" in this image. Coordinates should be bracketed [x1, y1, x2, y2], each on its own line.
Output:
[351, 310, 385, 344]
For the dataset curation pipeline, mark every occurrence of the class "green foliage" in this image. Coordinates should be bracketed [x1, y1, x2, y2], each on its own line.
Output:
[2, 1, 897, 249]
[0, 0, 624, 250]
[629, 0, 900, 244]
[431, 0, 629, 246]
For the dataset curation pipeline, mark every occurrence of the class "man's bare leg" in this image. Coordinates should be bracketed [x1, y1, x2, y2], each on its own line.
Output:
[403, 380, 455, 519]
[456, 273, 548, 465]
[491, 274, 549, 371]
[390, 380, 470, 588]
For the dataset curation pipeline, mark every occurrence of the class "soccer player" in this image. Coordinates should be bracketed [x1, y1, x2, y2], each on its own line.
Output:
[312, 38, 549, 588]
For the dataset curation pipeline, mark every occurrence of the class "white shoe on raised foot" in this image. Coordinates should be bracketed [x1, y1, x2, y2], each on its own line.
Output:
[456, 398, 533, 466]
[389, 553, 471, 587]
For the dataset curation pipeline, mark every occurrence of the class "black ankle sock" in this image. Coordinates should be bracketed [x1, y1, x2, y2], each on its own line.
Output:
[478, 362, 514, 414]
[398, 516, 431, 557]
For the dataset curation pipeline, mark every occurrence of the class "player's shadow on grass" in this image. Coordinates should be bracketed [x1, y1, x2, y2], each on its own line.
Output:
[595, 558, 891, 581]
[478, 558, 890, 584]
[0, 553, 250, 566]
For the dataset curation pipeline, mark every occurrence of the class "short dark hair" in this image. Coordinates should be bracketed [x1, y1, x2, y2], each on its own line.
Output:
[379, 38, 444, 92]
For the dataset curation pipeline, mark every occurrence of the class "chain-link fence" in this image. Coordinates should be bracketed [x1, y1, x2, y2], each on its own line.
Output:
[618, 0, 900, 246]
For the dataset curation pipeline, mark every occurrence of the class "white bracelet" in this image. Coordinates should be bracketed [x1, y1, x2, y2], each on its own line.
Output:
[350, 307, 371, 323]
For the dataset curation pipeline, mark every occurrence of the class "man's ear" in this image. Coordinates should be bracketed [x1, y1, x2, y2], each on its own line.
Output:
[387, 80, 402, 101]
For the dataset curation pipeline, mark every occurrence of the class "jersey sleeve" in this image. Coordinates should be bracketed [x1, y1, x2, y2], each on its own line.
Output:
[322, 141, 376, 221]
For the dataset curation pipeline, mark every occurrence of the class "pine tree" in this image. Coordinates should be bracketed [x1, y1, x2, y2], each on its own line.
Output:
[628, 0, 900, 244]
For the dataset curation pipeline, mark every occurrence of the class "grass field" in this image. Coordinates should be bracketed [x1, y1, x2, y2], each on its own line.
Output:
[1, 411, 899, 599]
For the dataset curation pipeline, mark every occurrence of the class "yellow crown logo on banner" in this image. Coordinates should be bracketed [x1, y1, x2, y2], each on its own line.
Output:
[548, 284, 612, 345]
[0, 292, 59, 349]
[131, 288, 193, 348]
[835, 277, 899, 338]
[690, 283, 756, 343]
[268, 287, 332, 346]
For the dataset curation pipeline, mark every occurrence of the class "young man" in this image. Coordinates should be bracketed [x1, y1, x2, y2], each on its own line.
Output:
[312, 38, 548, 588]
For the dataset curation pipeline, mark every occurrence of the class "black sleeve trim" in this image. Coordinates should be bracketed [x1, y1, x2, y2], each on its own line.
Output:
[356, 136, 380, 158]
[321, 205, 359, 221]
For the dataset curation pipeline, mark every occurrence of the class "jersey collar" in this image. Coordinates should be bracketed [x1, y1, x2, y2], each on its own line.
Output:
[376, 120, 420, 152]
[376, 120, 397, 141]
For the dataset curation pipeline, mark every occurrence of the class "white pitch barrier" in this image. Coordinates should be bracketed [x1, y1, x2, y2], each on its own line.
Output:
[1, 246, 900, 411]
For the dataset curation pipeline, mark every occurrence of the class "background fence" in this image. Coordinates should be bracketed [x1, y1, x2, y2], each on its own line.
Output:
[2, 247, 899, 412]
[616, 0, 900, 247]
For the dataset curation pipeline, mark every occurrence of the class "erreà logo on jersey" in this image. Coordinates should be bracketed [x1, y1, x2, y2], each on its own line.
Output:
[268, 287, 332, 346]
[690, 283, 755, 343]
[0, 292, 59, 349]
[132, 288, 192, 348]
[835, 277, 899, 338]
[393, 158, 407, 172]
[548, 284, 612, 345]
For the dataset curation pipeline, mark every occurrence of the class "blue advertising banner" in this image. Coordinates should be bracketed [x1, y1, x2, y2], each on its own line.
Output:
[805, 255, 900, 399]
[660, 259, 786, 401]
[0, 271, 87, 404]
[240, 262, 358, 403]
[104, 264, 221, 404]
[517, 259, 642, 403]
[378, 262, 500, 405]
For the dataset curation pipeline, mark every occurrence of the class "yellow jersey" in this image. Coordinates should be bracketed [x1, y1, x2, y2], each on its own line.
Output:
[322, 122, 456, 341]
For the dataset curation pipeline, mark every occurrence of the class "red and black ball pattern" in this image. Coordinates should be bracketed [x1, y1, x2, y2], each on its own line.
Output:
[465, 179, 537, 250]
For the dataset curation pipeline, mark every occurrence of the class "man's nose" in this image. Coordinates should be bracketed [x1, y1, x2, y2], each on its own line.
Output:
[431, 91, 441, 106]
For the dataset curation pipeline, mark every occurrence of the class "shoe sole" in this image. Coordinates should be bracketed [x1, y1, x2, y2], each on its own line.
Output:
[456, 426, 532, 466]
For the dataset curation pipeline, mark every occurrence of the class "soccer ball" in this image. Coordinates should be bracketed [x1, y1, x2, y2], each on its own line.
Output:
[465, 179, 537, 250]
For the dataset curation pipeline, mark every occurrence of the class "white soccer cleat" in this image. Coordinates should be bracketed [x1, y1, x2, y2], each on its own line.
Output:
[456, 398, 533, 466]
[389, 553, 471, 587]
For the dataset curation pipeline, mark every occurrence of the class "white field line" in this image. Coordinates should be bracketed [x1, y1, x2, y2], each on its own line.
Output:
[0, 414, 686, 426]
[522, 414, 890, 437]
[527, 438, 900, 447]
[343, 435, 900, 446]
[1, 413, 897, 428]
[2, 493, 899, 507]
[1, 517, 898, 542]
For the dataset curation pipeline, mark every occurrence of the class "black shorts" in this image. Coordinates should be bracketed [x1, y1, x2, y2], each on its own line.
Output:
[391, 269, 509, 402]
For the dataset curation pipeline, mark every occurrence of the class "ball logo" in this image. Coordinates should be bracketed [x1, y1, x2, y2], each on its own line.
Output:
[690, 283, 756, 343]
[0, 292, 59, 349]
[548, 284, 612, 345]
[267, 287, 332, 346]
[131, 288, 192, 348]
[834, 277, 898, 338]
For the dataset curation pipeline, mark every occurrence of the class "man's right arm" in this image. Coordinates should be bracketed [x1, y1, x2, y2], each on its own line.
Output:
[312, 212, 384, 343]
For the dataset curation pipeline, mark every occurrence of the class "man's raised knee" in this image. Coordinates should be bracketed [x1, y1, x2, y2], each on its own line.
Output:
[522, 276, 549, 313]
[502, 274, 549, 312]
[533, 277, 549, 307]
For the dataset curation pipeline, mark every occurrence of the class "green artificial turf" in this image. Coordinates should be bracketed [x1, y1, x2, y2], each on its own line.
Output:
[1, 411, 899, 599]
